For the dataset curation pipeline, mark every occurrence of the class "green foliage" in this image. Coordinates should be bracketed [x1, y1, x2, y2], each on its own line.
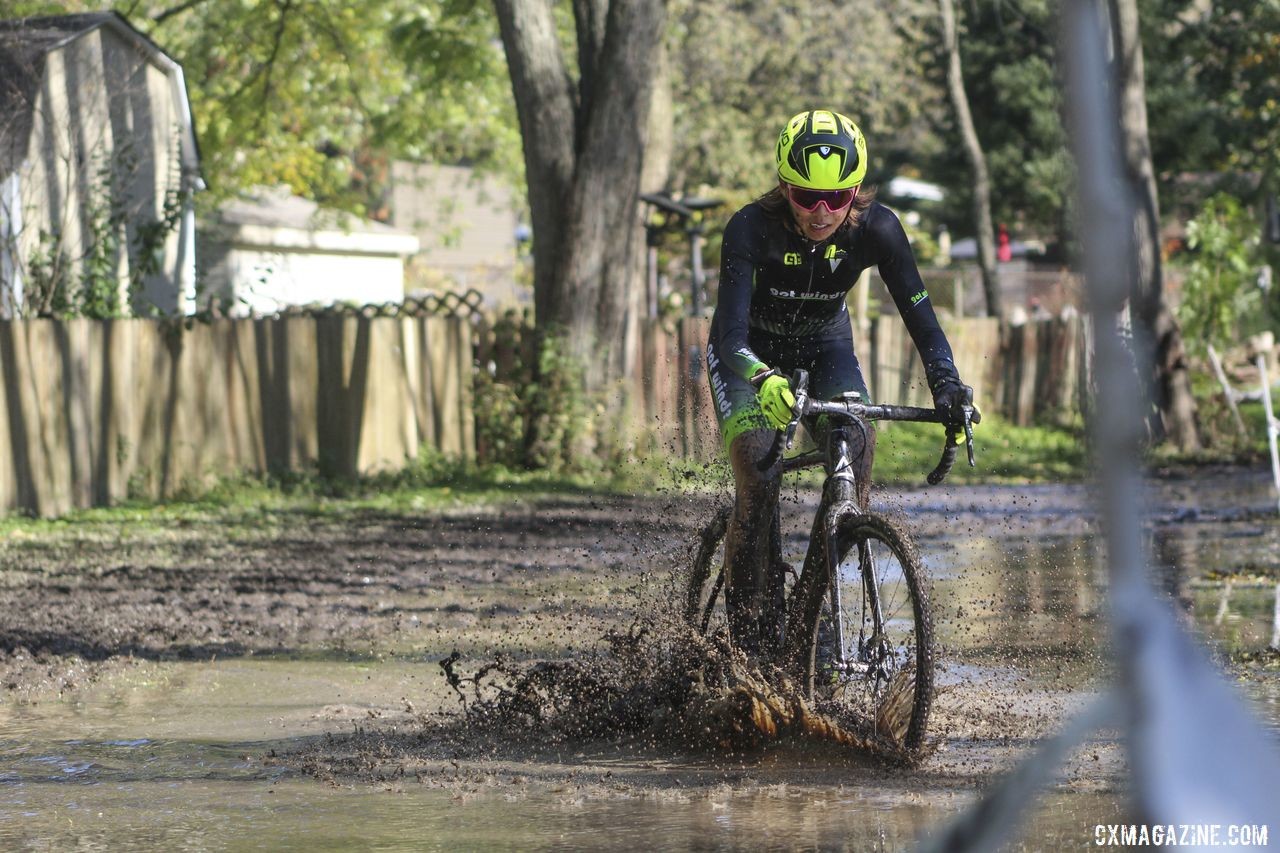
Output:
[22, 231, 72, 317]
[921, 1, 1072, 246]
[666, 0, 934, 195]
[12, 146, 183, 319]
[1164, 369, 1275, 462]
[76, 161, 126, 320]
[472, 324, 595, 474]
[523, 331, 593, 473]
[127, 186, 189, 317]
[473, 369, 525, 469]
[1147, 0, 1280, 198]
[4, 1, 520, 214]
[1175, 193, 1268, 355]
[140, 0, 518, 214]
[661, 0, 940, 291]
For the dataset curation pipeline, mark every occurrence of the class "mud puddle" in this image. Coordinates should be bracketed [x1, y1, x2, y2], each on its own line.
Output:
[2, 470, 1279, 848]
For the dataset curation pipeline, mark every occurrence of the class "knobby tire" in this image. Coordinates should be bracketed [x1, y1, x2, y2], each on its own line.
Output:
[685, 507, 935, 753]
[802, 513, 934, 752]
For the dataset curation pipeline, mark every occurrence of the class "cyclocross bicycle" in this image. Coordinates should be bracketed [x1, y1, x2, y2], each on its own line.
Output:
[684, 369, 977, 751]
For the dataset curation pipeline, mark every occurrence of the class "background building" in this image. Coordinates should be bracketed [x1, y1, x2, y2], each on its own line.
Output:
[197, 186, 419, 316]
[390, 161, 527, 308]
[0, 12, 202, 316]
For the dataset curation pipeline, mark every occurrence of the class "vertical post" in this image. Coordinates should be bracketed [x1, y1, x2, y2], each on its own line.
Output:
[1214, 579, 1232, 626]
[689, 225, 705, 317]
[647, 244, 659, 319]
[1065, 0, 1280, 830]
[1255, 352, 1280, 514]
[1271, 584, 1280, 651]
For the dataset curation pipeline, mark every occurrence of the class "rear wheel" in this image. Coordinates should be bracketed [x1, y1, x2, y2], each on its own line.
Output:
[807, 513, 933, 752]
[685, 505, 731, 635]
[684, 504, 788, 651]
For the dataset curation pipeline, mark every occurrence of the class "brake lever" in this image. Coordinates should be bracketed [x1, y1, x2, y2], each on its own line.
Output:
[963, 407, 976, 467]
[784, 388, 808, 450]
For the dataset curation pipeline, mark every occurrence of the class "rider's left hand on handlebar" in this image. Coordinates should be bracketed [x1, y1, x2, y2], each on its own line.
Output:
[932, 381, 981, 427]
[755, 372, 796, 430]
[926, 358, 981, 428]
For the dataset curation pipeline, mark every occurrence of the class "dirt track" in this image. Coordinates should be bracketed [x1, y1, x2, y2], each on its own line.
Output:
[0, 494, 712, 697]
[2, 469, 1277, 799]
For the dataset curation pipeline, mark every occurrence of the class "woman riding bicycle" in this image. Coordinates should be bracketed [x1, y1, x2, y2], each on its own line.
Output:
[705, 108, 976, 654]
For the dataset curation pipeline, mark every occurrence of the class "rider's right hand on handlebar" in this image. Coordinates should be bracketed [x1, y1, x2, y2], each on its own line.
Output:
[752, 368, 796, 430]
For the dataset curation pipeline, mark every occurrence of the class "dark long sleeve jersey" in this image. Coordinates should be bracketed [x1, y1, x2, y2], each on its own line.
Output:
[708, 200, 955, 380]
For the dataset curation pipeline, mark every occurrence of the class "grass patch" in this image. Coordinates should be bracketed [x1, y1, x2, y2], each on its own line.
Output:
[0, 469, 573, 541]
[872, 414, 1087, 485]
[0, 418, 1085, 537]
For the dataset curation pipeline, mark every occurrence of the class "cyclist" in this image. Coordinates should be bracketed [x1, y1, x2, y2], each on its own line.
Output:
[705, 108, 977, 653]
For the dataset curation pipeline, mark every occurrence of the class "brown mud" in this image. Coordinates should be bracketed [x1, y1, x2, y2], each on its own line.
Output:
[3, 467, 1278, 812]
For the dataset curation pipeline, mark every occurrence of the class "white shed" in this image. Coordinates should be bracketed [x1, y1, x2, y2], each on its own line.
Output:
[0, 12, 203, 316]
[198, 187, 420, 316]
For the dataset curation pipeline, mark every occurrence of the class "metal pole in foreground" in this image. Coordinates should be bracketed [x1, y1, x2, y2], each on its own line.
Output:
[919, 4, 1279, 849]
[1064, 0, 1280, 832]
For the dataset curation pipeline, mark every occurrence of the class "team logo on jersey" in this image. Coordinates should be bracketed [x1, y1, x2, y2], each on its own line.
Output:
[705, 344, 732, 417]
[783, 252, 803, 266]
[769, 287, 843, 301]
[825, 244, 846, 273]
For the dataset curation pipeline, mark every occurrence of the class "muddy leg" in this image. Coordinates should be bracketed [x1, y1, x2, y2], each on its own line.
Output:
[723, 428, 782, 654]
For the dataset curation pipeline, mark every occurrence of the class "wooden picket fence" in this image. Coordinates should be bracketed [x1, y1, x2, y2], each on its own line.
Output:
[632, 313, 1085, 464]
[0, 310, 1085, 516]
[0, 315, 471, 517]
[867, 312, 1084, 426]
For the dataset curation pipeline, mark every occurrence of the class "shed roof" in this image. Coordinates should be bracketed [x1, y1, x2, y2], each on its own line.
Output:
[0, 12, 201, 181]
[210, 187, 420, 257]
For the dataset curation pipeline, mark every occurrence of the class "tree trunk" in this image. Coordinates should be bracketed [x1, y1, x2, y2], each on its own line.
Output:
[1109, 0, 1200, 451]
[939, 0, 1001, 318]
[494, 0, 665, 389]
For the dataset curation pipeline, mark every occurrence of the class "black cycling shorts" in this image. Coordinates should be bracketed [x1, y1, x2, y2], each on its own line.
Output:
[706, 318, 871, 450]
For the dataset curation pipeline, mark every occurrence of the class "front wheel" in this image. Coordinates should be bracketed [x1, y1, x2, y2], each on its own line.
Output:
[807, 513, 934, 753]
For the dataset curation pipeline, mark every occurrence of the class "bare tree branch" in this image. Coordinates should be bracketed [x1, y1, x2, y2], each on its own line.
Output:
[939, 0, 1001, 316]
[151, 0, 214, 26]
[257, 0, 294, 118]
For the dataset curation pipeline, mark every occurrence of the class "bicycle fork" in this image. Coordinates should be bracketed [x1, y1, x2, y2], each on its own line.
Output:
[822, 428, 885, 678]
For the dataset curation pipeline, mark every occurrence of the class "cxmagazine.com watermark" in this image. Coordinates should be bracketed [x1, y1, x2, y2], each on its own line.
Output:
[1096, 824, 1269, 847]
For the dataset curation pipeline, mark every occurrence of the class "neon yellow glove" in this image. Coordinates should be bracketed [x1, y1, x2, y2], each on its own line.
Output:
[756, 374, 796, 430]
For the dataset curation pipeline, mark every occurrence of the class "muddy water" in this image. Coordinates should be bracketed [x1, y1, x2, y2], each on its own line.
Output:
[2, 470, 1278, 850]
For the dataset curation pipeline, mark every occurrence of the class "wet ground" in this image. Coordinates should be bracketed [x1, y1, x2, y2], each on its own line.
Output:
[1, 467, 1278, 849]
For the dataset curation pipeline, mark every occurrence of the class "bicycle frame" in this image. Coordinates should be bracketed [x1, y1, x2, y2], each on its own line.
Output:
[778, 412, 880, 680]
[765, 369, 976, 687]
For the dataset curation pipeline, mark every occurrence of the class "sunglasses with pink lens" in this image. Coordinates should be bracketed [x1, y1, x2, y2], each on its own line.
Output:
[786, 184, 857, 212]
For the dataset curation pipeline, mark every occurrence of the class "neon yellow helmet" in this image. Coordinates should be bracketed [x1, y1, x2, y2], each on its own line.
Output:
[775, 109, 867, 190]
